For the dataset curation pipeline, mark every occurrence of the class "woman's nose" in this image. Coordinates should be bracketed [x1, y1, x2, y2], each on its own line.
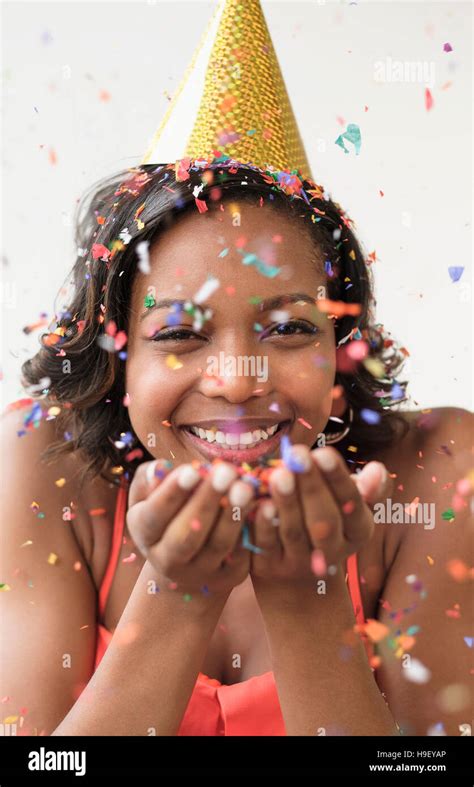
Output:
[198, 338, 271, 402]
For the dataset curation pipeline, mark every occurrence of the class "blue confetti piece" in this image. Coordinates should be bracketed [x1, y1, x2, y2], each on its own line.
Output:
[218, 248, 229, 258]
[448, 266, 464, 283]
[391, 382, 404, 400]
[24, 402, 43, 427]
[239, 250, 281, 278]
[242, 524, 264, 554]
[280, 433, 307, 472]
[360, 408, 381, 425]
[324, 260, 334, 277]
[464, 637, 474, 648]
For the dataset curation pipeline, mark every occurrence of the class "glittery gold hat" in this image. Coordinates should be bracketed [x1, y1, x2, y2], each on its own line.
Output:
[141, 0, 312, 180]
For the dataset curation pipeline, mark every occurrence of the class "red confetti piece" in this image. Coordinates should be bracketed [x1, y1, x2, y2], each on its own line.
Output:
[190, 518, 202, 532]
[297, 417, 313, 430]
[425, 88, 434, 111]
[91, 243, 110, 261]
[125, 448, 143, 462]
[343, 500, 355, 515]
[122, 553, 137, 564]
[88, 508, 106, 516]
[195, 198, 208, 214]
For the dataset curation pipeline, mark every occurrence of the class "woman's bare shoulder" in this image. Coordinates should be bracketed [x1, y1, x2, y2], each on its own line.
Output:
[0, 403, 119, 582]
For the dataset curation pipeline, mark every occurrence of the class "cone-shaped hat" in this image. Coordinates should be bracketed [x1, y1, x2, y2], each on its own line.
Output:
[141, 0, 312, 180]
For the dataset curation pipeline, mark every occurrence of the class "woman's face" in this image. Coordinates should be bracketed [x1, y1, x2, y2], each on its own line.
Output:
[125, 200, 336, 466]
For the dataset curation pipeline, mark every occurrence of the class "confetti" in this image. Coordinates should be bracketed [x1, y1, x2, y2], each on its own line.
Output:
[239, 250, 281, 279]
[448, 266, 464, 283]
[136, 240, 151, 274]
[403, 657, 431, 684]
[91, 243, 110, 261]
[166, 354, 183, 370]
[47, 553, 58, 565]
[425, 88, 434, 111]
[144, 294, 156, 308]
[311, 549, 327, 577]
[54, 478, 66, 488]
[297, 417, 313, 430]
[441, 508, 455, 521]
[122, 553, 137, 564]
[242, 524, 263, 554]
[335, 123, 362, 155]
[443, 42, 453, 52]
[194, 276, 220, 304]
[316, 299, 361, 318]
[360, 408, 381, 425]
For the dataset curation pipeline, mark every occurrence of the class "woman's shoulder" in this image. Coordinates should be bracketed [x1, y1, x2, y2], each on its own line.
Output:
[1, 400, 120, 585]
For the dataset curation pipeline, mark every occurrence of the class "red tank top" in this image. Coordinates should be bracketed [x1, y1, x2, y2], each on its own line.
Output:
[95, 476, 375, 736]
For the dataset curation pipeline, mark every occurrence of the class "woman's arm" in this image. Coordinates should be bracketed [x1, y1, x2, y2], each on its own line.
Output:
[0, 410, 235, 736]
[52, 560, 228, 736]
[253, 573, 399, 736]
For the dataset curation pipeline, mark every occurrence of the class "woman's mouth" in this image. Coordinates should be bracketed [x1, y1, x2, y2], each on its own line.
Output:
[180, 421, 291, 464]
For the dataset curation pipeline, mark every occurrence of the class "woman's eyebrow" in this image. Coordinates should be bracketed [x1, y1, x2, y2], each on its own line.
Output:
[139, 292, 317, 321]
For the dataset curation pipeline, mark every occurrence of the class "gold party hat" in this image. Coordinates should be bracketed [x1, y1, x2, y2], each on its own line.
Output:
[141, 0, 312, 180]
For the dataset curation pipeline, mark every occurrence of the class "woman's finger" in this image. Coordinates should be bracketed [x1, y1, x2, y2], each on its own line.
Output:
[312, 447, 373, 549]
[128, 458, 174, 507]
[127, 462, 203, 551]
[268, 466, 311, 557]
[351, 461, 392, 505]
[251, 497, 282, 557]
[286, 444, 343, 554]
[203, 480, 256, 569]
[154, 462, 238, 568]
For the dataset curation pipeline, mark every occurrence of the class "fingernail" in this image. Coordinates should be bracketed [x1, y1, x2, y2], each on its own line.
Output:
[287, 446, 312, 472]
[229, 481, 254, 507]
[177, 464, 201, 490]
[262, 500, 277, 520]
[146, 460, 158, 485]
[212, 463, 238, 492]
[314, 449, 338, 472]
[271, 468, 295, 495]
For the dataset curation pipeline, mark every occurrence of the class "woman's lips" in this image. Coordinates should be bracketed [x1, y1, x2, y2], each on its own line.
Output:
[180, 422, 291, 464]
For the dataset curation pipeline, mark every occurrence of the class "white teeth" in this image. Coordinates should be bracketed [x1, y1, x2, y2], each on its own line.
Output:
[186, 423, 282, 449]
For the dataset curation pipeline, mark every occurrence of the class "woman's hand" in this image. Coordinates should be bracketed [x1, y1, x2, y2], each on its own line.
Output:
[126, 459, 256, 598]
[248, 445, 391, 585]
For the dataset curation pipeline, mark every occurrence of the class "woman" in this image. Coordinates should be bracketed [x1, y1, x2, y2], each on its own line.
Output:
[1, 158, 472, 737]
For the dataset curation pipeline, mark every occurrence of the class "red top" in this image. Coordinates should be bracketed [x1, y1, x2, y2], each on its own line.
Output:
[95, 476, 375, 736]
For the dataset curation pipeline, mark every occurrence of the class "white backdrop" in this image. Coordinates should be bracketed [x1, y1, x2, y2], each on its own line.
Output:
[1, 0, 472, 411]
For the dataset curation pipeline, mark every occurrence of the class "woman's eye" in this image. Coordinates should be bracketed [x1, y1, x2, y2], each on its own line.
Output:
[151, 328, 204, 342]
[265, 320, 319, 338]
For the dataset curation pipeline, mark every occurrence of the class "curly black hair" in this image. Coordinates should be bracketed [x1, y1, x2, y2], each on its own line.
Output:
[21, 159, 409, 487]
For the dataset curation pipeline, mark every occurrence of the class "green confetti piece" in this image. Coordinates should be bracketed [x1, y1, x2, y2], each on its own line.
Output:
[441, 508, 455, 520]
[183, 593, 192, 602]
[248, 296, 263, 305]
[218, 248, 229, 258]
[253, 323, 263, 332]
[144, 294, 156, 308]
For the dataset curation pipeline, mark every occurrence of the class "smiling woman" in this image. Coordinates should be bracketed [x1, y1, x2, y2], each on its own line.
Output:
[2, 0, 472, 742]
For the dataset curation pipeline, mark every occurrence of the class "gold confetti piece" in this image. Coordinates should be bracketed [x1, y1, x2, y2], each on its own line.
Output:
[47, 553, 58, 565]
[427, 555, 435, 566]
[363, 358, 385, 378]
[21, 540, 33, 547]
[347, 445, 358, 453]
[55, 478, 66, 488]
[111, 465, 124, 475]
[47, 406, 61, 417]
[166, 354, 183, 370]
[4, 715, 18, 724]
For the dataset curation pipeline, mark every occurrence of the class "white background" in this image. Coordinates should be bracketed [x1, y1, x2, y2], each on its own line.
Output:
[1, 0, 472, 411]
